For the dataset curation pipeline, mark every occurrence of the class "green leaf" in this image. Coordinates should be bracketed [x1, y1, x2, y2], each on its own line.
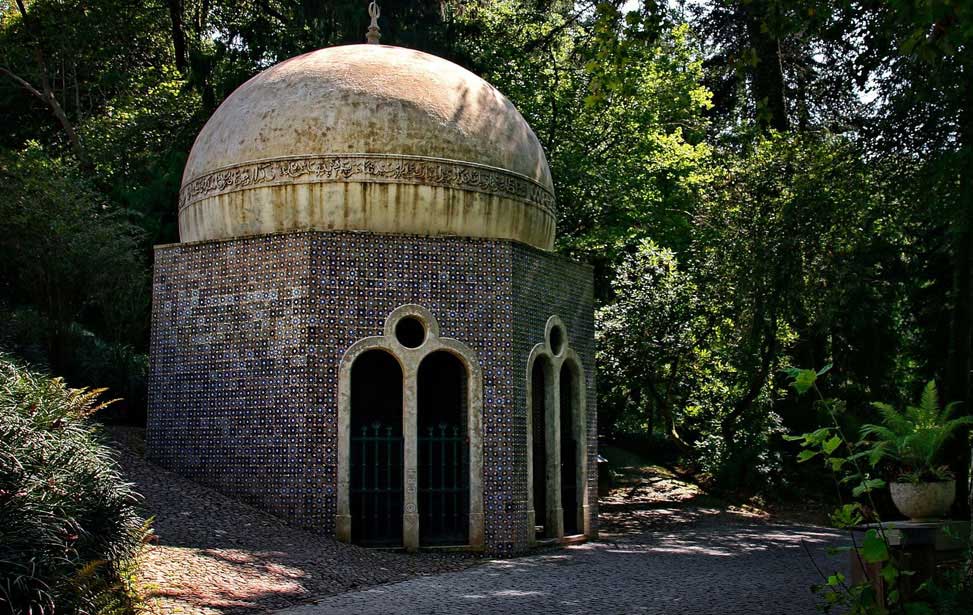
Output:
[823, 435, 842, 455]
[830, 503, 863, 528]
[852, 478, 886, 497]
[789, 368, 818, 394]
[797, 449, 819, 463]
[816, 364, 833, 376]
[880, 563, 898, 585]
[903, 603, 935, 615]
[861, 530, 889, 563]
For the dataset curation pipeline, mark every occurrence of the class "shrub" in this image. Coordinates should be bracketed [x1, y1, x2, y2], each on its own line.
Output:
[0, 305, 148, 425]
[0, 354, 147, 613]
[0, 145, 150, 355]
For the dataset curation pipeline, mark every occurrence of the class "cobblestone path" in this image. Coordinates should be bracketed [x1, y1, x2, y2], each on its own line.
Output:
[115, 427, 848, 615]
[110, 427, 474, 615]
[274, 521, 848, 615]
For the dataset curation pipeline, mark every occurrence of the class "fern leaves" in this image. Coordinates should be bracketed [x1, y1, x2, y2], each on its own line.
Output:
[859, 380, 969, 482]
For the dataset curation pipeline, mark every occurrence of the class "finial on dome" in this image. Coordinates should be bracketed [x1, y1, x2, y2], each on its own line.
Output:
[366, 2, 381, 44]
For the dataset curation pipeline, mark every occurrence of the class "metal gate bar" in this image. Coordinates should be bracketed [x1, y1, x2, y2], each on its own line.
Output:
[419, 423, 469, 545]
[350, 421, 403, 546]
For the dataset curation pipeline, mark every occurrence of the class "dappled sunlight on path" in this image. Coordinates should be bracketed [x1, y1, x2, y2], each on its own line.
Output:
[273, 457, 849, 614]
[110, 427, 474, 615]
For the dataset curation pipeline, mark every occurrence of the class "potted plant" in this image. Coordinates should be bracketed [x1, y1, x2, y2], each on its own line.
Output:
[858, 380, 971, 521]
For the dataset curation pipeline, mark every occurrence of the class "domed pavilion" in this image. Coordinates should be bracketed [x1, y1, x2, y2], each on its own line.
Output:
[147, 23, 596, 555]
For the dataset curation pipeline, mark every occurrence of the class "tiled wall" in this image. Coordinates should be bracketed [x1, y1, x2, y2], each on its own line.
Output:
[147, 230, 594, 555]
[512, 244, 598, 546]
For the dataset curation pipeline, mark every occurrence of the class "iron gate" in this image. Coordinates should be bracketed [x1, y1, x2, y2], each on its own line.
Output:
[418, 423, 469, 545]
[561, 437, 579, 535]
[350, 421, 403, 546]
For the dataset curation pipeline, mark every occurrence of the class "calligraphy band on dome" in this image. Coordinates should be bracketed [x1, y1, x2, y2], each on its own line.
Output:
[177, 153, 557, 218]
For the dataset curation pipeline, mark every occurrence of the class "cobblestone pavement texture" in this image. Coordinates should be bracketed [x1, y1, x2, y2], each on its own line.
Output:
[113, 428, 849, 615]
[274, 453, 849, 615]
[110, 428, 476, 614]
[272, 520, 847, 615]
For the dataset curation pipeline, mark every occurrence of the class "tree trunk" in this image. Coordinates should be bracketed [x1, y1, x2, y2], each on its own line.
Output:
[0, 65, 89, 170]
[166, 0, 188, 73]
[660, 398, 693, 454]
[644, 381, 693, 454]
[7, 0, 90, 170]
[947, 66, 973, 518]
[744, 0, 788, 132]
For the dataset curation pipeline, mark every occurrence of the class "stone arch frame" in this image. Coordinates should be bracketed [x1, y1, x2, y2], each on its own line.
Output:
[525, 315, 589, 545]
[336, 305, 484, 551]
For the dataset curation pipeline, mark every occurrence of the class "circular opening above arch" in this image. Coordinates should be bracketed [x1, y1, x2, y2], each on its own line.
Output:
[395, 316, 426, 348]
[549, 325, 565, 356]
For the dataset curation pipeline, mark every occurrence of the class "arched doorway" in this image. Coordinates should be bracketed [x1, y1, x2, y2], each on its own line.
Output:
[526, 316, 589, 544]
[531, 356, 554, 540]
[349, 349, 403, 546]
[337, 305, 484, 551]
[417, 351, 469, 546]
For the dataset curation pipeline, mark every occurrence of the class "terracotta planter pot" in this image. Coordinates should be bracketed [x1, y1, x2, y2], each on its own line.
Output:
[889, 480, 955, 520]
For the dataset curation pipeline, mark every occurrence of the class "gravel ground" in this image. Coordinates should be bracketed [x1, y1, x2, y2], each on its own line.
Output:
[273, 521, 847, 615]
[110, 428, 850, 615]
[272, 463, 850, 615]
[109, 428, 476, 614]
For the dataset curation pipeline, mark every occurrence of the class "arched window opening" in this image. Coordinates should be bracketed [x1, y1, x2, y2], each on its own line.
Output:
[531, 357, 554, 540]
[350, 350, 403, 546]
[560, 361, 581, 536]
[417, 351, 470, 546]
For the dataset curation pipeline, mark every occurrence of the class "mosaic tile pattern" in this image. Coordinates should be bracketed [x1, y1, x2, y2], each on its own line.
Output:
[511, 244, 598, 551]
[147, 231, 594, 555]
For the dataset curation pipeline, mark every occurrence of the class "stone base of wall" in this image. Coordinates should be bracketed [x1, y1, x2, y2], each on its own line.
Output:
[147, 230, 595, 555]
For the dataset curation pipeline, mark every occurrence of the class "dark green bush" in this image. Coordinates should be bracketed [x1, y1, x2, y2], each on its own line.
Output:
[0, 305, 148, 425]
[0, 145, 150, 356]
[0, 354, 147, 613]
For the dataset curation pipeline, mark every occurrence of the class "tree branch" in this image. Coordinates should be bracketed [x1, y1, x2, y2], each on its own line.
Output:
[0, 65, 44, 100]
[8, 0, 90, 169]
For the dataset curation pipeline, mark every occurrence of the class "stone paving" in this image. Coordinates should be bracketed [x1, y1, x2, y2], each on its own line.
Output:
[109, 427, 475, 614]
[111, 427, 850, 615]
[273, 520, 847, 615]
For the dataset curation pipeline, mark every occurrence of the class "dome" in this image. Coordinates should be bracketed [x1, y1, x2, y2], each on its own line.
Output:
[178, 44, 556, 249]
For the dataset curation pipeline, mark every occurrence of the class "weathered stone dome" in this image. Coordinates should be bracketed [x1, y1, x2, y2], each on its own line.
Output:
[179, 44, 555, 249]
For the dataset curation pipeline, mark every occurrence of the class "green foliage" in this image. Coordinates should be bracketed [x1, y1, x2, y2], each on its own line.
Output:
[0, 353, 149, 613]
[0, 0, 968, 543]
[597, 239, 704, 440]
[784, 367, 973, 614]
[0, 145, 149, 350]
[858, 381, 973, 483]
[0, 305, 149, 424]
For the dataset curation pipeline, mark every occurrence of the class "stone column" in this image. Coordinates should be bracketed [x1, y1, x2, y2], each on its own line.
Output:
[402, 365, 419, 551]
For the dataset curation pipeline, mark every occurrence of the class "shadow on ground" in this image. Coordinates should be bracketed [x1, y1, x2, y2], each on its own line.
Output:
[111, 427, 849, 614]
[272, 447, 849, 615]
[274, 519, 847, 614]
[108, 427, 475, 615]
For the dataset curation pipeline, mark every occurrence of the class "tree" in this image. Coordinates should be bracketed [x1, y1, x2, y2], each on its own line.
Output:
[832, 0, 973, 513]
[0, 0, 171, 167]
[690, 0, 863, 134]
[598, 240, 704, 451]
[0, 145, 149, 359]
